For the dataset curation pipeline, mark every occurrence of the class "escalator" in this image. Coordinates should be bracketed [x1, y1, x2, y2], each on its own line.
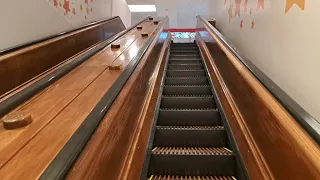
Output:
[143, 42, 243, 179]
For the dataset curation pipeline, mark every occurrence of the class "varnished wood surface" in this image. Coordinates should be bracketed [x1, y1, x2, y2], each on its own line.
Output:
[196, 35, 267, 180]
[67, 18, 169, 180]
[196, 21, 320, 180]
[118, 31, 171, 180]
[0, 41, 105, 104]
[0, 20, 159, 180]
[0, 17, 125, 96]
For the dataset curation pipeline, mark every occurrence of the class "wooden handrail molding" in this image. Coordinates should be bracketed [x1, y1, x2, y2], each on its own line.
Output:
[196, 16, 320, 179]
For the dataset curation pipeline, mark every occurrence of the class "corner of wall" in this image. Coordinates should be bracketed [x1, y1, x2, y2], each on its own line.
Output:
[111, 0, 131, 28]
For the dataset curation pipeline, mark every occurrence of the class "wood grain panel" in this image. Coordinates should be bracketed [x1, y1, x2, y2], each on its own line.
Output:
[0, 21, 150, 103]
[67, 18, 168, 180]
[0, 22, 159, 180]
[196, 22, 320, 180]
[0, 17, 125, 95]
[0, 20, 154, 169]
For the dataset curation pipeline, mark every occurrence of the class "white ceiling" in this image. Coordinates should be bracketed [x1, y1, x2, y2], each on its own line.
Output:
[127, 0, 210, 28]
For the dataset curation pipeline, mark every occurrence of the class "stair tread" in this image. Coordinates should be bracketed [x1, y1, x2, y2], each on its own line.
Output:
[163, 95, 213, 97]
[169, 62, 202, 65]
[161, 96, 216, 109]
[156, 126, 224, 130]
[157, 108, 221, 126]
[149, 175, 236, 180]
[167, 69, 205, 71]
[169, 58, 201, 60]
[168, 63, 202, 65]
[152, 147, 233, 155]
[160, 108, 218, 111]
[164, 85, 209, 87]
[166, 76, 206, 79]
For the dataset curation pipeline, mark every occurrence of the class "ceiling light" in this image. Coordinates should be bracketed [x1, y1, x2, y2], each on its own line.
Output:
[128, 5, 156, 12]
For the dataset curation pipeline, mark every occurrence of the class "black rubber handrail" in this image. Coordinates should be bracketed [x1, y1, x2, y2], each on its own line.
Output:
[0, 16, 120, 55]
[40, 17, 165, 180]
[198, 16, 320, 144]
[0, 16, 150, 118]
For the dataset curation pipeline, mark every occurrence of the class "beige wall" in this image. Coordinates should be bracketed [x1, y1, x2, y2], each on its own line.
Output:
[127, 0, 210, 28]
[131, 12, 157, 25]
[0, 0, 112, 50]
[155, 0, 209, 28]
[112, 0, 131, 28]
[208, 0, 320, 122]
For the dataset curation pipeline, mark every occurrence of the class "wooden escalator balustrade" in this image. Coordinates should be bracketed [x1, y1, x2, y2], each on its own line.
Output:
[0, 17, 159, 180]
[0, 16, 125, 97]
[196, 16, 320, 180]
[66, 17, 170, 180]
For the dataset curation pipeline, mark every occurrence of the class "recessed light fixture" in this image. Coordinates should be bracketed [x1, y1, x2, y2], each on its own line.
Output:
[128, 5, 156, 12]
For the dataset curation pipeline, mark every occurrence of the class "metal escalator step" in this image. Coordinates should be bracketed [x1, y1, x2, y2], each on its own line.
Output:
[149, 147, 235, 176]
[169, 57, 202, 61]
[171, 44, 197, 46]
[152, 147, 233, 155]
[157, 109, 221, 126]
[170, 50, 199, 54]
[166, 70, 206, 77]
[168, 64, 203, 70]
[161, 95, 216, 109]
[169, 60, 202, 64]
[171, 47, 198, 50]
[165, 77, 208, 85]
[171, 43, 196, 45]
[163, 85, 212, 95]
[154, 126, 227, 147]
[170, 54, 200, 58]
[148, 175, 236, 180]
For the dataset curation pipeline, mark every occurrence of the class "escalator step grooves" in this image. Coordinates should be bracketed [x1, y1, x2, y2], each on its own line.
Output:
[161, 96, 216, 109]
[152, 147, 233, 155]
[163, 85, 212, 96]
[169, 58, 202, 61]
[170, 50, 199, 53]
[168, 60, 202, 64]
[165, 76, 206, 78]
[148, 175, 236, 180]
[166, 70, 206, 77]
[168, 64, 203, 70]
[170, 55, 200, 57]
[156, 126, 224, 130]
[154, 126, 227, 147]
[157, 109, 221, 126]
[144, 42, 238, 178]
[163, 85, 210, 87]
[162, 95, 212, 97]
